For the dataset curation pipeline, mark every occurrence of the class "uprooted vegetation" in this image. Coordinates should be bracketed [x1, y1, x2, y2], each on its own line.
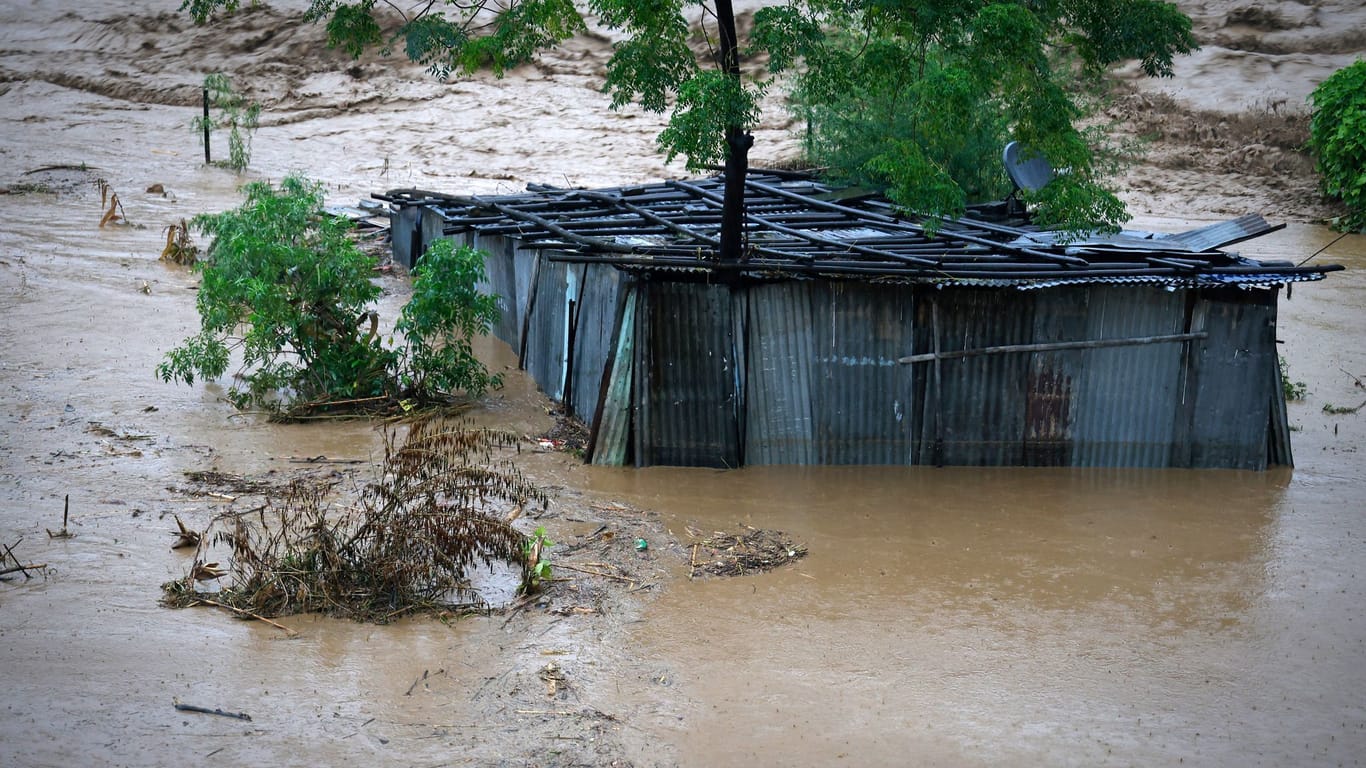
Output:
[686, 525, 808, 578]
[162, 415, 548, 622]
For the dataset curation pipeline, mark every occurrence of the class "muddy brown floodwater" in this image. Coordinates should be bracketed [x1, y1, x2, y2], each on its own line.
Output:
[2, 1, 1366, 766]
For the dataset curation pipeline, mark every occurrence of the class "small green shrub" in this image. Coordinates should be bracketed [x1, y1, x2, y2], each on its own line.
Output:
[1280, 355, 1307, 401]
[157, 175, 500, 417]
[194, 73, 261, 172]
[1308, 60, 1366, 233]
[522, 526, 555, 593]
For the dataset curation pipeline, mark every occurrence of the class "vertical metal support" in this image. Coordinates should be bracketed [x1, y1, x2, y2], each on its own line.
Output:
[932, 295, 944, 467]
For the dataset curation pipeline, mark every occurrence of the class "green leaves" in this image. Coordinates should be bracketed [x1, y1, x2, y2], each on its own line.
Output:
[159, 176, 502, 416]
[1308, 59, 1366, 233]
[657, 71, 763, 168]
[792, 0, 1192, 232]
[398, 239, 503, 399]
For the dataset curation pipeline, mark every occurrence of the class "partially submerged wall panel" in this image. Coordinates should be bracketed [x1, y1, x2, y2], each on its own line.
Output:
[812, 283, 917, 464]
[568, 263, 624, 423]
[468, 233, 523, 350]
[744, 282, 817, 464]
[1187, 289, 1278, 470]
[636, 281, 739, 468]
[522, 255, 571, 402]
[1069, 287, 1187, 468]
[918, 288, 1034, 466]
[1023, 287, 1089, 466]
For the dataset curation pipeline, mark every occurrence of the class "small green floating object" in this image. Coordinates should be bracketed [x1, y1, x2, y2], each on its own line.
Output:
[634, 538, 649, 551]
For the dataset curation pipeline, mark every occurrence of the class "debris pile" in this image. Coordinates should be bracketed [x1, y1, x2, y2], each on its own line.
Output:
[687, 525, 808, 578]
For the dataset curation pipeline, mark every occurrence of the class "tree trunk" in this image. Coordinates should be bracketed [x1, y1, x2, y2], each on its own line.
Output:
[715, 0, 750, 263]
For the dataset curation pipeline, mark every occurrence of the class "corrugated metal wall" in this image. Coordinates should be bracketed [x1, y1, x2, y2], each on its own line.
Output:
[467, 233, 522, 349]
[1186, 288, 1278, 470]
[744, 282, 817, 464]
[1068, 286, 1187, 467]
[522, 256, 571, 402]
[812, 283, 918, 464]
[569, 264, 623, 423]
[635, 281, 740, 468]
[916, 288, 1034, 466]
[459, 247, 1285, 469]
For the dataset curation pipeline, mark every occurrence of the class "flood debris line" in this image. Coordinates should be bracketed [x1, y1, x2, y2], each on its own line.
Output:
[161, 414, 548, 623]
[0, 539, 47, 580]
[175, 470, 288, 498]
[535, 408, 589, 455]
[172, 698, 252, 722]
[687, 525, 808, 578]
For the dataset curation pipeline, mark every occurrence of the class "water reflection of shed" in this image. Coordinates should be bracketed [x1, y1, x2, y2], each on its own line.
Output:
[380, 173, 1341, 470]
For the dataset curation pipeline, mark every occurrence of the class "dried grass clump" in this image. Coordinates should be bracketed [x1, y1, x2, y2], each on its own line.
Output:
[163, 414, 548, 621]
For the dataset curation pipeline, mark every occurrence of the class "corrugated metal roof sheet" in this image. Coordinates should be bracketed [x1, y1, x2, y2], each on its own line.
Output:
[378, 174, 1341, 289]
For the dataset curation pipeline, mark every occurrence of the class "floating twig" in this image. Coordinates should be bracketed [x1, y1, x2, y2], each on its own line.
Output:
[172, 698, 252, 721]
[190, 597, 297, 636]
[553, 563, 637, 584]
[405, 668, 447, 696]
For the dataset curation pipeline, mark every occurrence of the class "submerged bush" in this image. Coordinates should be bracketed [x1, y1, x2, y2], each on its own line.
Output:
[1308, 60, 1366, 233]
[157, 175, 500, 417]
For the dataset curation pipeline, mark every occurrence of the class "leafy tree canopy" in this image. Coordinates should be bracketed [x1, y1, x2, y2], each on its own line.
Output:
[781, 0, 1197, 231]
[1308, 59, 1366, 233]
[181, 0, 1197, 232]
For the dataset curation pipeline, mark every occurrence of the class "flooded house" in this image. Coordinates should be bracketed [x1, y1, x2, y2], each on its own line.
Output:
[379, 172, 1341, 470]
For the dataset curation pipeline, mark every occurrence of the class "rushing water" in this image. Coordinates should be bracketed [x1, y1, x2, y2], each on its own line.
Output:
[2, 1, 1365, 764]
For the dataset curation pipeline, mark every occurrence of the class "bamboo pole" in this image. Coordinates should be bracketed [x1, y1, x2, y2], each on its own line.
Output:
[898, 331, 1209, 365]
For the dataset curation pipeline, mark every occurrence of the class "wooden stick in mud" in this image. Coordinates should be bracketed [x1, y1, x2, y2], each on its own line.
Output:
[46, 496, 75, 539]
[553, 563, 637, 584]
[191, 598, 297, 637]
[0, 563, 47, 578]
[173, 698, 252, 722]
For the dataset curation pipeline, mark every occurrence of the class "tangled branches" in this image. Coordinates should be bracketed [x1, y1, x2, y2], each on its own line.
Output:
[163, 415, 548, 621]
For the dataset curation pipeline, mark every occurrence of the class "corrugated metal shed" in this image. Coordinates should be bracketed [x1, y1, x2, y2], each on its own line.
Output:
[378, 172, 1339, 470]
